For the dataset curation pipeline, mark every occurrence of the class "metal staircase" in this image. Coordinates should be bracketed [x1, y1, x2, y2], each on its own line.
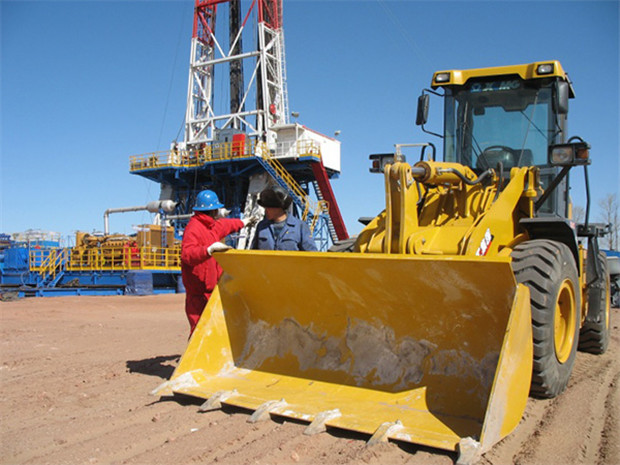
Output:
[312, 180, 338, 243]
[310, 161, 348, 242]
[32, 248, 68, 287]
[255, 143, 327, 232]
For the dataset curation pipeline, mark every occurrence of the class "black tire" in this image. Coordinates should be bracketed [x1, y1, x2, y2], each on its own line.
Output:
[579, 252, 611, 354]
[611, 278, 620, 308]
[511, 240, 581, 398]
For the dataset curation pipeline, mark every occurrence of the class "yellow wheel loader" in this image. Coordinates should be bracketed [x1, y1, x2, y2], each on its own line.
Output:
[153, 61, 610, 462]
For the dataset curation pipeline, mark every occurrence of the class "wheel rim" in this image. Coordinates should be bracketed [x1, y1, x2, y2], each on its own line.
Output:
[604, 276, 611, 329]
[554, 279, 576, 363]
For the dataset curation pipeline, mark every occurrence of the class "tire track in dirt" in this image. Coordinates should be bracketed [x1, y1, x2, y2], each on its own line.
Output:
[484, 312, 620, 465]
[1, 352, 177, 437]
[6, 391, 190, 464]
[597, 370, 620, 465]
[127, 408, 285, 464]
[196, 415, 304, 464]
[576, 358, 618, 465]
[1, 295, 188, 465]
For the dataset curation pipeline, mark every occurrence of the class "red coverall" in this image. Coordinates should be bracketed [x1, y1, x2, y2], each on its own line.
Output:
[181, 213, 243, 335]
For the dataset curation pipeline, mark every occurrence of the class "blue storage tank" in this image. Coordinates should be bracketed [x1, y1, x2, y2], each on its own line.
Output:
[4, 248, 29, 271]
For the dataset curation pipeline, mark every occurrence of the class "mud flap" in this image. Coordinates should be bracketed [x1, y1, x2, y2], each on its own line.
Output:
[164, 250, 532, 452]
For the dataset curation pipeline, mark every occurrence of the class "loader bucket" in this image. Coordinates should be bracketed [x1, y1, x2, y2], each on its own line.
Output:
[159, 250, 532, 453]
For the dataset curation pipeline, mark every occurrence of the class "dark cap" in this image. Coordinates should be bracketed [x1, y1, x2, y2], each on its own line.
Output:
[257, 187, 292, 210]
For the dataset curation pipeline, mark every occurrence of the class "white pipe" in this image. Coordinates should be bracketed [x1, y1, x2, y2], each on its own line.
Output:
[104, 201, 177, 234]
[165, 213, 193, 221]
[146, 200, 176, 213]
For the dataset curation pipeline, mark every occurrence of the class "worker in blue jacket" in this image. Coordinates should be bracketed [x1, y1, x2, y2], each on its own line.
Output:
[251, 187, 318, 251]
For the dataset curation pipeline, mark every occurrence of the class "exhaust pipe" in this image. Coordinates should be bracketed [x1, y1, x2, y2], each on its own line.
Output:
[103, 200, 176, 234]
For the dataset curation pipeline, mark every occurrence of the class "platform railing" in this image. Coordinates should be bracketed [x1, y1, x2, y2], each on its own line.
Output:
[65, 246, 181, 271]
[29, 248, 69, 282]
[129, 140, 258, 171]
[130, 138, 321, 172]
[29, 246, 181, 273]
[272, 139, 321, 159]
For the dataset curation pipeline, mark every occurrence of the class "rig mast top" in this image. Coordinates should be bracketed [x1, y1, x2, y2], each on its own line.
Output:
[185, 0, 289, 148]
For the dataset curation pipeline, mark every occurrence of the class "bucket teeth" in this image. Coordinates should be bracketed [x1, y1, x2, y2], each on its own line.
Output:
[304, 409, 342, 435]
[367, 420, 404, 446]
[150, 370, 201, 397]
[456, 437, 482, 465]
[247, 399, 288, 423]
[198, 390, 238, 412]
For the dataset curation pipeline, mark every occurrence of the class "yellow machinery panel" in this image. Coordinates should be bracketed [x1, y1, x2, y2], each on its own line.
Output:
[159, 250, 532, 452]
[136, 224, 175, 249]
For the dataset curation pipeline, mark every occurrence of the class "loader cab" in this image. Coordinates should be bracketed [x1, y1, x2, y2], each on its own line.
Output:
[421, 61, 575, 218]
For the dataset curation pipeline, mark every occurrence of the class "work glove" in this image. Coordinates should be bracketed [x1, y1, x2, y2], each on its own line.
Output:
[242, 215, 260, 227]
[207, 242, 232, 255]
[215, 208, 231, 219]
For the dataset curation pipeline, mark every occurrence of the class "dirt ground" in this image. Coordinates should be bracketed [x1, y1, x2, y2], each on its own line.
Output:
[1, 294, 619, 465]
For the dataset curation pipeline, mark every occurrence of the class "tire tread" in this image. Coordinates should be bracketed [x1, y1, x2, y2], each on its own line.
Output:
[511, 240, 580, 398]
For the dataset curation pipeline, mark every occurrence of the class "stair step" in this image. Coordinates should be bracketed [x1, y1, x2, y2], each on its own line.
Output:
[311, 182, 338, 243]
[255, 146, 338, 241]
[257, 155, 313, 216]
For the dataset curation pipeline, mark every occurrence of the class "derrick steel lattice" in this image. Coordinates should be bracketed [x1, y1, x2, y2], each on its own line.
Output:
[185, 0, 288, 147]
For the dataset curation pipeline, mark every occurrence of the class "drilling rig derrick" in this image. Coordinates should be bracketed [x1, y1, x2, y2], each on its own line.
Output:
[130, 0, 348, 250]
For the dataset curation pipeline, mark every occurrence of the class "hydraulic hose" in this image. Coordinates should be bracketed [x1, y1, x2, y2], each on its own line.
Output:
[435, 168, 495, 186]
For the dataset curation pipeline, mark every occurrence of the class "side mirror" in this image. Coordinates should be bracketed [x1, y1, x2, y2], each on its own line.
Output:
[555, 81, 569, 115]
[416, 94, 429, 126]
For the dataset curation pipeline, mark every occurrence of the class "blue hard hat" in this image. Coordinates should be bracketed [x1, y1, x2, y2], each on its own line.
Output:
[193, 190, 224, 211]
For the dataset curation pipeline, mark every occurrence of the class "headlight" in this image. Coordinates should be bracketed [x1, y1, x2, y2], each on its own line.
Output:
[434, 72, 450, 83]
[550, 146, 574, 164]
[549, 142, 590, 166]
[537, 63, 554, 75]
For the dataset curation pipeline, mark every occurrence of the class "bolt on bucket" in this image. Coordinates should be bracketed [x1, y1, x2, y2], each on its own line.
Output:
[155, 250, 532, 453]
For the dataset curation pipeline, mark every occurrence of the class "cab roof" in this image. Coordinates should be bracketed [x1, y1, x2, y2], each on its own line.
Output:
[431, 60, 575, 97]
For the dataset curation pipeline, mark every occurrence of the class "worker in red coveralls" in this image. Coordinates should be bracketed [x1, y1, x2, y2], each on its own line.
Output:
[181, 190, 258, 335]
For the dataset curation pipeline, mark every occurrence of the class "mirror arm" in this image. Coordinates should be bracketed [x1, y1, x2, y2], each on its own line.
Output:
[421, 125, 444, 139]
[417, 88, 444, 139]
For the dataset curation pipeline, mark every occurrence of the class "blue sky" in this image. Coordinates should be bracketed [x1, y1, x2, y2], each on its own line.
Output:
[1, 0, 619, 243]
